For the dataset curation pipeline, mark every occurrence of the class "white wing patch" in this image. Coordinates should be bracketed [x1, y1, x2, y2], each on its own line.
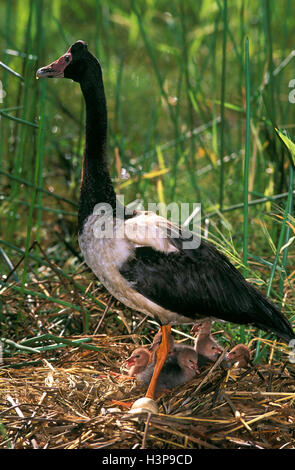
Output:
[124, 212, 179, 253]
[79, 211, 191, 325]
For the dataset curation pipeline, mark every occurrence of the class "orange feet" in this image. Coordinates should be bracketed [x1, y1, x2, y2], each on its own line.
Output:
[145, 324, 171, 400]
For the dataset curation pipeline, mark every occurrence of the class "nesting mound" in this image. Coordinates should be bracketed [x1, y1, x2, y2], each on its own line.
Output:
[1, 254, 294, 448]
[0, 334, 294, 449]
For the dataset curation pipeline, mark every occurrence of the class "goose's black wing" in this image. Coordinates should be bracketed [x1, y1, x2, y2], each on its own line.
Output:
[120, 233, 294, 342]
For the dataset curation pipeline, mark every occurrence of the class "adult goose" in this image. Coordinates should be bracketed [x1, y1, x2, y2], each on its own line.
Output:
[37, 41, 295, 401]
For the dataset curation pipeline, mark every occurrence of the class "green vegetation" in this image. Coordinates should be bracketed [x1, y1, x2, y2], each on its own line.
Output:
[0, 0, 294, 354]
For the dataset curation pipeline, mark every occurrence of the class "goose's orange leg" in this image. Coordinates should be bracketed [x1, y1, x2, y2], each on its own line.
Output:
[145, 325, 171, 400]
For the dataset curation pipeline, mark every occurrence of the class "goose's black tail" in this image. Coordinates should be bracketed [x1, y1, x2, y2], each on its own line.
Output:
[249, 285, 294, 343]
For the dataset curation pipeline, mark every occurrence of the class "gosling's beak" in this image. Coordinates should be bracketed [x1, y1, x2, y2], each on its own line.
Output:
[191, 363, 199, 373]
[36, 50, 72, 79]
[190, 324, 201, 335]
[124, 357, 135, 368]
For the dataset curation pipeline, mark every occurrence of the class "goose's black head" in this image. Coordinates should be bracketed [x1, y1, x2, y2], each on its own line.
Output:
[36, 40, 99, 83]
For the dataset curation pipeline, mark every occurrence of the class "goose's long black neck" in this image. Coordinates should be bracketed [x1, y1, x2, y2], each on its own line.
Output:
[78, 64, 117, 234]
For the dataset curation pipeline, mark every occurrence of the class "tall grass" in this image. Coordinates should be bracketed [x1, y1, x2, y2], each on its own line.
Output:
[0, 0, 294, 343]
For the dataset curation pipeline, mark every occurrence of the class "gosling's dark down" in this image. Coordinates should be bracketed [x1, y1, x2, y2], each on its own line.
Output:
[125, 346, 199, 393]
[37, 41, 295, 399]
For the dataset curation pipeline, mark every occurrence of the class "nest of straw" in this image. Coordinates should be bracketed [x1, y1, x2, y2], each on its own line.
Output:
[1, 330, 294, 449]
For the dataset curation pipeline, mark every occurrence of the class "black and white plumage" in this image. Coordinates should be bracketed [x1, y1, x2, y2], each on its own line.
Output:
[37, 41, 295, 399]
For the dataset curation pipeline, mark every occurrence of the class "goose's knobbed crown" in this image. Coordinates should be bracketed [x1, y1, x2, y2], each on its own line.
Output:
[36, 40, 100, 82]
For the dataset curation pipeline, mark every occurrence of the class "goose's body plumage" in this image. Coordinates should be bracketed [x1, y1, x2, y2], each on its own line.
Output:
[37, 40, 295, 399]
[79, 206, 295, 341]
[79, 211, 195, 325]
